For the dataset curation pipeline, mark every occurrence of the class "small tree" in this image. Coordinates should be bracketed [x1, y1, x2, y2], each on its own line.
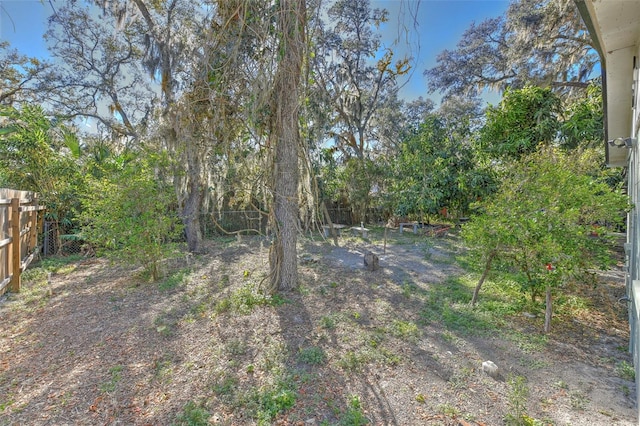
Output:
[462, 148, 627, 332]
[391, 115, 495, 220]
[0, 104, 85, 249]
[80, 153, 183, 281]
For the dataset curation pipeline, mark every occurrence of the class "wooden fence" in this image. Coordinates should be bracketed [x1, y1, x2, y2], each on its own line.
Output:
[0, 189, 45, 296]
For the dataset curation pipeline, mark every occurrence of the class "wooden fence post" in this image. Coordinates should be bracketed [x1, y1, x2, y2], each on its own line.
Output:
[10, 198, 21, 292]
[29, 198, 38, 252]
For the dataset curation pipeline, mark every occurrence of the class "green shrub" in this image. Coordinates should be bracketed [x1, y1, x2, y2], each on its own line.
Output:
[80, 153, 183, 281]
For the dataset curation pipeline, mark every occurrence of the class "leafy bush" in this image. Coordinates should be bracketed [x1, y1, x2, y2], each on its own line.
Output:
[80, 153, 183, 281]
[462, 148, 628, 331]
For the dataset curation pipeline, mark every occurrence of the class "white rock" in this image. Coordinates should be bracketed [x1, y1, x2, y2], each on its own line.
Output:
[482, 360, 499, 378]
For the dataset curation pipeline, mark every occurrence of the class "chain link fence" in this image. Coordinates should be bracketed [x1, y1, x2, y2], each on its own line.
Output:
[42, 222, 84, 256]
[202, 210, 269, 237]
[200, 207, 385, 238]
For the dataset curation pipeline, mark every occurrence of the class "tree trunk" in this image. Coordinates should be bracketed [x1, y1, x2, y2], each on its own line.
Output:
[321, 200, 339, 246]
[183, 177, 203, 253]
[268, 0, 305, 292]
[180, 136, 204, 253]
[544, 284, 553, 333]
[471, 251, 496, 306]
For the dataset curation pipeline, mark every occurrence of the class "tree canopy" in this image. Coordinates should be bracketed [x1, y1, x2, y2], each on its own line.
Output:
[425, 0, 597, 98]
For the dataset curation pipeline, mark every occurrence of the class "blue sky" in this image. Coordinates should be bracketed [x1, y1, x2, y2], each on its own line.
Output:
[371, 0, 509, 103]
[0, 1, 55, 58]
[0, 0, 509, 104]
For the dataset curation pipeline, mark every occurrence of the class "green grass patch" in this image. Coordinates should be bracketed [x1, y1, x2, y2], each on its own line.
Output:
[242, 377, 298, 425]
[336, 341, 401, 371]
[20, 267, 49, 286]
[419, 276, 500, 335]
[297, 346, 326, 365]
[214, 283, 288, 315]
[388, 319, 420, 341]
[505, 332, 548, 354]
[337, 350, 374, 372]
[37, 254, 84, 273]
[212, 375, 239, 398]
[616, 360, 635, 381]
[100, 365, 124, 393]
[159, 268, 190, 291]
[174, 400, 210, 425]
[319, 313, 339, 330]
[339, 395, 369, 425]
[555, 294, 591, 317]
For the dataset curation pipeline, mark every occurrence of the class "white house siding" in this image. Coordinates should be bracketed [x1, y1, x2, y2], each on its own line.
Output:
[576, 1, 640, 422]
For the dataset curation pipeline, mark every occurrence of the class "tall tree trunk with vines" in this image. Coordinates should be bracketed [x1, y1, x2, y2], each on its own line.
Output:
[268, 0, 306, 292]
[183, 145, 204, 253]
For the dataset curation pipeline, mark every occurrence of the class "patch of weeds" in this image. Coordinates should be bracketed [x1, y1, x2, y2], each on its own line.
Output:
[419, 276, 499, 335]
[7, 277, 50, 311]
[214, 283, 287, 315]
[555, 294, 590, 316]
[218, 274, 230, 288]
[0, 397, 14, 412]
[297, 346, 326, 365]
[20, 267, 49, 285]
[262, 340, 287, 374]
[479, 298, 522, 316]
[189, 301, 208, 318]
[415, 393, 426, 404]
[553, 380, 569, 390]
[436, 403, 459, 418]
[441, 303, 496, 335]
[401, 281, 417, 298]
[213, 298, 232, 314]
[518, 356, 549, 370]
[319, 314, 338, 330]
[174, 400, 210, 425]
[152, 356, 173, 383]
[159, 268, 190, 291]
[100, 365, 124, 393]
[226, 338, 248, 356]
[368, 333, 381, 349]
[569, 390, 589, 411]
[339, 395, 369, 426]
[506, 331, 548, 354]
[432, 253, 456, 265]
[621, 384, 631, 398]
[297, 284, 311, 296]
[378, 347, 401, 366]
[504, 375, 530, 425]
[38, 254, 83, 274]
[616, 360, 635, 381]
[243, 377, 297, 425]
[441, 330, 459, 345]
[154, 314, 176, 337]
[212, 374, 238, 399]
[388, 319, 420, 341]
[337, 350, 373, 372]
[448, 366, 474, 389]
